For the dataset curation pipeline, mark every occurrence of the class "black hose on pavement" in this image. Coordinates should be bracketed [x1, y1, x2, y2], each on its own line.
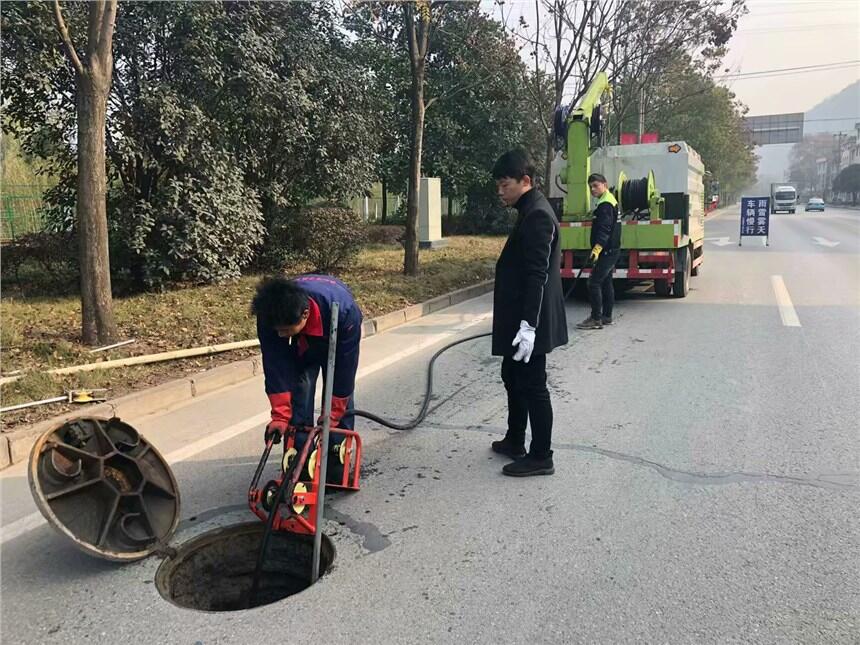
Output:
[350, 266, 586, 431]
[351, 332, 491, 430]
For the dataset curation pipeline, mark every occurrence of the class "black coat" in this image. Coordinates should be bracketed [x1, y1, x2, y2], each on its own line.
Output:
[590, 199, 621, 250]
[492, 189, 569, 357]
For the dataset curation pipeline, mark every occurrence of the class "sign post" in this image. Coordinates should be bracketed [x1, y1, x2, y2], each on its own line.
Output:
[739, 196, 770, 247]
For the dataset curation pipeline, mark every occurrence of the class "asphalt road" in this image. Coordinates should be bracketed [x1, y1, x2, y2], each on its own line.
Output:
[1, 206, 858, 644]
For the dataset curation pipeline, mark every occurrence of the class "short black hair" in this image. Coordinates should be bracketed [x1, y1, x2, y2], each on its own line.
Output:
[587, 173, 608, 184]
[492, 149, 535, 182]
[251, 277, 309, 327]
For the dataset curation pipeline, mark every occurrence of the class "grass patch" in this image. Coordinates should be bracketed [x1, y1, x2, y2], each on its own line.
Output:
[1, 236, 503, 428]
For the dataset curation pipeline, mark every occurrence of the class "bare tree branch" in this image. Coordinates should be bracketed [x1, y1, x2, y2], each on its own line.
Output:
[86, 1, 104, 59]
[417, 4, 431, 60]
[404, 4, 419, 66]
[52, 0, 85, 76]
[97, 0, 118, 63]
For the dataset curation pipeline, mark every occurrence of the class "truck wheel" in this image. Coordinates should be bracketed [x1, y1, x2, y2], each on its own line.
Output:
[654, 279, 672, 297]
[672, 246, 691, 298]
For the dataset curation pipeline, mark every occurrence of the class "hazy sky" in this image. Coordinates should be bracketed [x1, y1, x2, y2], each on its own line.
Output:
[723, 0, 860, 115]
[484, 0, 860, 116]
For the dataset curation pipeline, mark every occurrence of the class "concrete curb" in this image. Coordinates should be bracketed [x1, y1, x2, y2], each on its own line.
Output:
[0, 280, 494, 470]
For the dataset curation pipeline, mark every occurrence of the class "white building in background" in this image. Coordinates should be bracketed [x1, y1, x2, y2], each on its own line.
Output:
[816, 123, 860, 202]
[838, 123, 860, 171]
[816, 157, 828, 196]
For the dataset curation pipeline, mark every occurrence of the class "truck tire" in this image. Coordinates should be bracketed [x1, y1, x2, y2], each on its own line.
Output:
[654, 279, 672, 297]
[672, 246, 691, 298]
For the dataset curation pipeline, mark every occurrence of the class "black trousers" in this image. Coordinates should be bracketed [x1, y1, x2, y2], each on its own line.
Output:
[501, 354, 553, 458]
[588, 248, 620, 319]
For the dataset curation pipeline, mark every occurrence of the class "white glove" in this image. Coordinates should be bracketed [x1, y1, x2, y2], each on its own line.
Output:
[511, 320, 536, 363]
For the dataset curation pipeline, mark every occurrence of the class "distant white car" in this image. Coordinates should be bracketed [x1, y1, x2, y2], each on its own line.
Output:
[805, 198, 825, 212]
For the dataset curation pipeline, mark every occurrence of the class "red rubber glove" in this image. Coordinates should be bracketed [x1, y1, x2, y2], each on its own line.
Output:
[318, 395, 351, 428]
[264, 420, 288, 445]
[266, 392, 292, 444]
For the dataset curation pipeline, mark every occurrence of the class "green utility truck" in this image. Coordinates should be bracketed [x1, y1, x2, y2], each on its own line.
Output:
[548, 73, 705, 298]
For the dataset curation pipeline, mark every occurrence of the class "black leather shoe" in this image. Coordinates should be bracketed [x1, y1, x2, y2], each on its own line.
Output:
[502, 453, 554, 477]
[491, 438, 526, 459]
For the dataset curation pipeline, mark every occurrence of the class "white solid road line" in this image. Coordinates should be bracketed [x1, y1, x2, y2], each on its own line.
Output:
[0, 513, 46, 544]
[771, 275, 801, 328]
[0, 312, 493, 545]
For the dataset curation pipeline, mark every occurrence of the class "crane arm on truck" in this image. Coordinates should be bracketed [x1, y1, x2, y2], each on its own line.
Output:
[555, 72, 611, 220]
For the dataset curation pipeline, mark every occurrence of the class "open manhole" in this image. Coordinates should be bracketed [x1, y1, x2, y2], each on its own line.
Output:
[156, 522, 335, 611]
[29, 417, 335, 612]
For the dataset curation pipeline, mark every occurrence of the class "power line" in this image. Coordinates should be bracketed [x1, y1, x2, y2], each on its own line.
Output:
[725, 66, 859, 81]
[749, 7, 850, 18]
[737, 22, 858, 34]
[716, 60, 860, 80]
[719, 60, 860, 78]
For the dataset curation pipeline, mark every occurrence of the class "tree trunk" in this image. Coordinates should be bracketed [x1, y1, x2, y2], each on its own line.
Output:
[381, 175, 388, 224]
[404, 61, 425, 276]
[77, 73, 117, 345]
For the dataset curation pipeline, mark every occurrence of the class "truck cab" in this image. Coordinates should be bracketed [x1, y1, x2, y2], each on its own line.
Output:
[771, 185, 797, 214]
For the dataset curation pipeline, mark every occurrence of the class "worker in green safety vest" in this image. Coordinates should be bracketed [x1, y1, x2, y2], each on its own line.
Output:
[577, 173, 621, 330]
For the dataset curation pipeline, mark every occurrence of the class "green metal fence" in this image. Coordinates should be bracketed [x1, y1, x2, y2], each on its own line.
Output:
[1, 186, 46, 241]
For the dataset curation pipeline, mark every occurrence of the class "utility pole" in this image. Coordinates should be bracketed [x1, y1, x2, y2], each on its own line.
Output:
[637, 86, 645, 144]
[832, 132, 846, 200]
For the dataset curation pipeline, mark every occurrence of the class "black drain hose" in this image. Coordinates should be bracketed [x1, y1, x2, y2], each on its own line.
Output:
[351, 332, 491, 430]
[247, 464, 293, 608]
[350, 268, 586, 431]
[621, 177, 650, 212]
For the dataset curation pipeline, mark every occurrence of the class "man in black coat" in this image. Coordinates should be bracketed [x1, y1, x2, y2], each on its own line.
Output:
[490, 149, 568, 477]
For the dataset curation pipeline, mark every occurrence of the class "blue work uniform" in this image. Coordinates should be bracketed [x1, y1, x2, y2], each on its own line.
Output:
[257, 275, 363, 471]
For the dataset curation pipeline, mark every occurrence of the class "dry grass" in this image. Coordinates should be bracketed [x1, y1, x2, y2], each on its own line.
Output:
[1, 236, 503, 428]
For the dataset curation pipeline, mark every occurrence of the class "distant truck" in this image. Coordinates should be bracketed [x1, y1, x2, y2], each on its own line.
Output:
[770, 184, 797, 214]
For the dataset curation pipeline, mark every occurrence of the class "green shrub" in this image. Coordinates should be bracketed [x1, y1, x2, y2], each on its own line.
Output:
[286, 204, 367, 273]
[364, 224, 405, 246]
[111, 153, 265, 288]
[458, 184, 515, 234]
[0, 231, 79, 294]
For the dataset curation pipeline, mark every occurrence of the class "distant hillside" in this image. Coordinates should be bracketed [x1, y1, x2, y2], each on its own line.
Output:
[804, 81, 860, 135]
[752, 81, 859, 186]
